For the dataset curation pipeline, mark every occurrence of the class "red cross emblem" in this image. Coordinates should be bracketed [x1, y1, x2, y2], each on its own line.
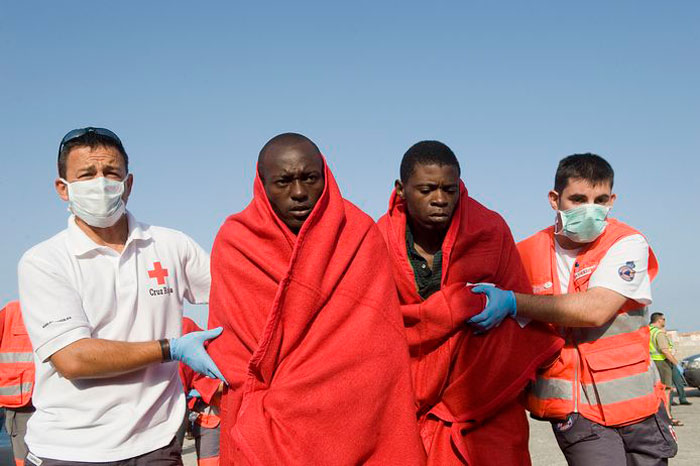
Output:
[148, 261, 169, 285]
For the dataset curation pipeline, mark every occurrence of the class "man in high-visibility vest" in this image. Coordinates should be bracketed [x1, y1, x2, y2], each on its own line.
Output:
[0, 301, 35, 466]
[649, 312, 683, 426]
[467, 154, 677, 465]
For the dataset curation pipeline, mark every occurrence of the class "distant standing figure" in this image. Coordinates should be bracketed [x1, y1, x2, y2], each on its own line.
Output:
[179, 317, 221, 466]
[650, 312, 686, 425]
[0, 301, 34, 466]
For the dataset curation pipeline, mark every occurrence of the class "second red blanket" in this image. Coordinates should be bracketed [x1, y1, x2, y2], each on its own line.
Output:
[377, 183, 563, 464]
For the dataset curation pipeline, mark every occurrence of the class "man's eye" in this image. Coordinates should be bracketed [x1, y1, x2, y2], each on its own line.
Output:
[419, 189, 431, 194]
[305, 175, 319, 183]
[275, 180, 289, 187]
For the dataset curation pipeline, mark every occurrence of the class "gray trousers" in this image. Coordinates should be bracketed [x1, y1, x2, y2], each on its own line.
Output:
[191, 422, 220, 460]
[25, 436, 183, 466]
[552, 407, 678, 466]
[4, 405, 34, 462]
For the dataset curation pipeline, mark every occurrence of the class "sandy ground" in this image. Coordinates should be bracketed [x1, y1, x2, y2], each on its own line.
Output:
[529, 388, 700, 465]
[182, 388, 700, 465]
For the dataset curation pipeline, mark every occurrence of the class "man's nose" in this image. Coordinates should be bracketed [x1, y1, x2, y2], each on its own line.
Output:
[431, 191, 448, 206]
[290, 181, 308, 201]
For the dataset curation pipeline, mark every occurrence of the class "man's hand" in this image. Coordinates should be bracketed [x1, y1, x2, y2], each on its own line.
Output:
[468, 285, 517, 332]
[170, 327, 227, 383]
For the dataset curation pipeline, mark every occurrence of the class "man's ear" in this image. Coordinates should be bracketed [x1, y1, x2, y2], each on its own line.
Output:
[55, 178, 69, 202]
[395, 180, 405, 199]
[548, 190, 559, 211]
[123, 173, 134, 204]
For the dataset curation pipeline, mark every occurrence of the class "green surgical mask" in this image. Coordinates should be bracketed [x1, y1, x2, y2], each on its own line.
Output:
[555, 204, 610, 243]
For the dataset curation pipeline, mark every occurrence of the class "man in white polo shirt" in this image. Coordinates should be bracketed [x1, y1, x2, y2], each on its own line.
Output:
[17, 127, 225, 465]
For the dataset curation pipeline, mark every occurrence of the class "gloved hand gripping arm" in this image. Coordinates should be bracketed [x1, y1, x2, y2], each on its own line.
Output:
[169, 327, 227, 383]
[467, 285, 517, 332]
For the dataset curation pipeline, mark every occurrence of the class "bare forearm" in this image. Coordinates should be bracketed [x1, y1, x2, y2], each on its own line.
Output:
[514, 288, 626, 327]
[50, 338, 165, 380]
[514, 293, 596, 326]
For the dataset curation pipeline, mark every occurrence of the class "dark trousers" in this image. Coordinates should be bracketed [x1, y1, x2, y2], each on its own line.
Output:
[4, 405, 34, 462]
[25, 436, 183, 466]
[671, 365, 688, 404]
[551, 407, 677, 466]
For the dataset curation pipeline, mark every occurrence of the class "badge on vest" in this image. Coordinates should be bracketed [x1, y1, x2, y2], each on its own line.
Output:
[618, 261, 636, 282]
[532, 281, 552, 293]
[574, 265, 596, 280]
[554, 414, 575, 432]
[26, 452, 43, 465]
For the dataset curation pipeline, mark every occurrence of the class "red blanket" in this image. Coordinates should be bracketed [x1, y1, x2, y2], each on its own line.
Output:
[377, 183, 563, 465]
[207, 161, 425, 465]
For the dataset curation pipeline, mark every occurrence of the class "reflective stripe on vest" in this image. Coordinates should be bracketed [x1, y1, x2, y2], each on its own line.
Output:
[533, 361, 660, 405]
[0, 352, 34, 363]
[573, 309, 647, 344]
[518, 219, 662, 427]
[0, 382, 33, 397]
[649, 326, 665, 361]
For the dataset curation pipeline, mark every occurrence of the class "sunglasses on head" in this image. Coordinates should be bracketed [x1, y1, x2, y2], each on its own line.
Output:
[58, 127, 123, 159]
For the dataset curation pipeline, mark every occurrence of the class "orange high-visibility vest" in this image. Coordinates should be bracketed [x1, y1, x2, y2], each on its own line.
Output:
[517, 219, 662, 427]
[0, 301, 34, 408]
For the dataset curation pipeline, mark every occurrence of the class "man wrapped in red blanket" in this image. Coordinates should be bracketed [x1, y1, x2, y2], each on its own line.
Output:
[376, 141, 563, 465]
[205, 133, 425, 465]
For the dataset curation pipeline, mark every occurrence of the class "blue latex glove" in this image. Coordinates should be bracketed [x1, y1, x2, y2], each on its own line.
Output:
[170, 327, 227, 383]
[467, 285, 517, 332]
[187, 388, 201, 399]
[676, 364, 684, 376]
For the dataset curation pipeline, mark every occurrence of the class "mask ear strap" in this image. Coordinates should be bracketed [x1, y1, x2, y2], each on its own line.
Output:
[553, 210, 564, 235]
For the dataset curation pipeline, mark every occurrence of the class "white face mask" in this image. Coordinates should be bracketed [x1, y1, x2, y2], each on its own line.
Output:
[61, 177, 127, 228]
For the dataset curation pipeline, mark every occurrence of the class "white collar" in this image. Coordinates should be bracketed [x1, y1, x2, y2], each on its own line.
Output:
[66, 211, 152, 256]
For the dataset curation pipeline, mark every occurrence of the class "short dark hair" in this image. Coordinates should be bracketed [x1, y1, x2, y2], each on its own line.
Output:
[554, 153, 614, 193]
[58, 132, 129, 179]
[257, 132, 321, 181]
[650, 312, 665, 324]
[400, 140, 460, 182]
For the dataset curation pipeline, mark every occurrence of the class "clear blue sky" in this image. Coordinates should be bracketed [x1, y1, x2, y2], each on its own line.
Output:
[1, 1, 698, 330]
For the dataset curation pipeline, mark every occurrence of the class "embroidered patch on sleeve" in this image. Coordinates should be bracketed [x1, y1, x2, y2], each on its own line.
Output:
[618, 261, 636, 282]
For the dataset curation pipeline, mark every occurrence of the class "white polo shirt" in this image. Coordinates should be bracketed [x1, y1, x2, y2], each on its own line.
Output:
[17, 212, 210, 462]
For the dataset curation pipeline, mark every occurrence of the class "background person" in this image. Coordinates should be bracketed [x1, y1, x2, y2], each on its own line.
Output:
[17, 127, 224, 465]
[0, 301, 34, 466]
[670, 344, 691, 407]
[649, 312, 685, 425]
[469, 153, 677, 465]
[179, 317, 221, 466]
